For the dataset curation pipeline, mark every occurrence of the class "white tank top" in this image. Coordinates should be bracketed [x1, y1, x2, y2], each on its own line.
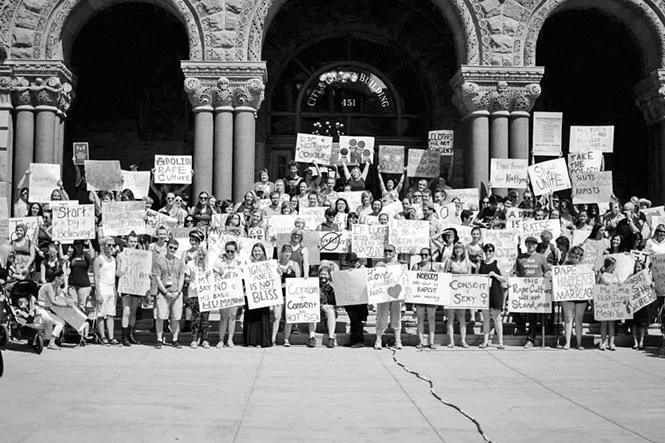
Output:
[98, 255, 116, 286]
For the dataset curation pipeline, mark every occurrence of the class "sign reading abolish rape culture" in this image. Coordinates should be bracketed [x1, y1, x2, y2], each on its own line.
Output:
[285, 278, 320, 323]
[592, 284, 633, 321]
[571, 171, 613, 204]
[490, 159, 529, 189]
[377, 145, 405, 173]
[527, 158, 571, 196]
[197, 272, 244, 312]
[52, 204, 95, 242]
[388, 219, 429, 253]
[508, 277, 552, 313]
[406, 271, 450, 306]
[154, 155, 192, 184]
[117, 249, 152, 296]
[447, 275, 490, 309]
[552, 264, 595, 301]
[428, 130, 454, 155]
[243, 259, 283, 309]
[295, 133, 333, 165]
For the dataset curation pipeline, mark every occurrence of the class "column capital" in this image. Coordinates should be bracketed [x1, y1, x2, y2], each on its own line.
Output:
[3, 61, 76, 112]
[635, 69, 665, 126]
[232, 78, 265, 111]
[451, 66, 544, 117]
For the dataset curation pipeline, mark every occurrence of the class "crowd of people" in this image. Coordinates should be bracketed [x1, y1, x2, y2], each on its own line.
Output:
[1, 156, 665, 354]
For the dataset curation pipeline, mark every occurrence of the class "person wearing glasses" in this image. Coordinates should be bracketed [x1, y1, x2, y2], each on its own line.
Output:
[153, 239, 186, 349]
[517, 191, 537, 212]
[478, 243, 507, 349]
[212, 241, 244, 348]
[374, 244, 403, 350]
[412, 247, 441, 349]
[159, 192, 187, 226]
[645, 224, 665, 255]
[190, 192, 214, 226]
[94, 237, 121, 345]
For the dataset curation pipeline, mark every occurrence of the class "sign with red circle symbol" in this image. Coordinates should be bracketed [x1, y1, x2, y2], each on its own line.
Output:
[339, 136, 375, 164]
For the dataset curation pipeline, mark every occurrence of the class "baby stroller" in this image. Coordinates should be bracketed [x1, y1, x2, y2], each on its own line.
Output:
[4, 280, 45, 354]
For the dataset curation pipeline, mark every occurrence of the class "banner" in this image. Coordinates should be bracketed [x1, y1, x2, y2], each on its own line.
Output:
[567, 150, 602, 174]
[490, 159, 529, 189]
[444, 188, 479, 209]
[318, 230, 350, 254]
[29, 163, 60, 203]
[551, 264, 595, 301]
[571, 171, 613, 204]
[84, 160, 123, 191]
[367, 264, 408, 304]
[377, 145, 405, 173]
[446, 274, 491, 309]
[197, 272, 244, 312]
[102, 201, 146, 236]
[117, 249, 152, 296]
[527, 158, 571, 196]
[651, 254, 665, 297]
[120, 170, 150, 199]
[428, 130, 454, 155]
[331, 268, 368, 306]
[243, 259, 283, 310]
[338, 136, 375, 164]
[285, 278, 320, 323]
[388, 219, 429, 254]
[405, 271, 450, 306]
[593, 284, 633, 321]
[144, 209, 178, 236]
[295, 133, 333, 165]
[624, 270, 656, 313]
[508, 277, 552, 313]
[532, 112, 563, 156]
[73, 142, 89, 165]
[52, 204, 95, 242]
[406, 149, 440, 178]
[569, 126, 614, 153]
[154, 155, 192, 184]
[352, 224, 388, 258]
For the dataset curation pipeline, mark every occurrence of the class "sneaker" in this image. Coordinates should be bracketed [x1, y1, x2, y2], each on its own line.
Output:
[216, 341, 224, 349]
[226, 341, 235, 348]
[109, 338, 119, 346]
[190, 340, 198, 349]
[101, 337, 109, 346]
[599, 343, 606, 351]
[155, 340, 162, 349]
[326, 337, 335, 348]
[374, 340, 382, 350]
[202, 341, 210, 349]
[47, 342, 61, 350]
[523, 340, 534, 349]
[172, 341, 182, 349]
[395, 341, 403, 350]
[307, 337, 316, 348]
[351, 342, 364, 348]
[283, 340, 291, 347]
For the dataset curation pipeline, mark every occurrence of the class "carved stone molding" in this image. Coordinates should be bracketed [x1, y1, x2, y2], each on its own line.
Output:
[451, 65, 544, 116]
[232, 77, 265, 110]
[635, 69, 665, 126]
[0, 65, 11, 107]
[3, 60, 75, 112]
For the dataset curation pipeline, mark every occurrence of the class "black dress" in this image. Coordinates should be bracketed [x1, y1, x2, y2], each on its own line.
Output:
[243, 265, 275, 347]
[478, 261, 504, 310]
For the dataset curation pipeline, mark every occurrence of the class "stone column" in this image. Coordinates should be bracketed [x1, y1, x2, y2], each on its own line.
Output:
[466, 111, 490, 189]
[0, 74, 13, 212]
[509, 111, 530, 160]
[184, 78, 214, 197]
[33, 77, 63, 164]
[11, 77, 34, 195]
[213, 77, 234, 201]
[635, 69, 665, 202]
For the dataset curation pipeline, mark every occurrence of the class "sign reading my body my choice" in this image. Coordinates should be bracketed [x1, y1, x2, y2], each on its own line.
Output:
[154, 155, 192, 184]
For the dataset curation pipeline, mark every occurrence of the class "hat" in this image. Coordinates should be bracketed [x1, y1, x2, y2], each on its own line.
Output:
[639, 198, 652, 208]
[189, 229, 204, 242]
[442, 227, 459, 244]
[325, 208, 337, 217]
[525, 236, 539, 244]
[346, 252, 359, 262]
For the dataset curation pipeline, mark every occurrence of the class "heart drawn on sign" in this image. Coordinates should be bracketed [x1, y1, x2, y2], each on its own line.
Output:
[387, 284, 402, 299]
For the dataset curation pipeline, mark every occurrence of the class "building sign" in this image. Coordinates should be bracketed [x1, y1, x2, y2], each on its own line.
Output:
[305, 67, 393, 111]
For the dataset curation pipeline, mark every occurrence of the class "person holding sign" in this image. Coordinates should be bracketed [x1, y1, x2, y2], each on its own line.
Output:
[117, 233, 145, 347]
[596, 257, 619, 351]
[242, 243, 273, 348]
[478, 244, 507, 349]
[629, 261, 655, 351]
[443, 243, 475, 348]
[411, 248, 440, 349]
[212, 241, 244, 348]
[644, 224, 665, 255]
[93, 238, 121, 346]
[253, 169, 275, 199]
[374, 245, 403, 350]
[273, 244, 301, 347]
[185, 247, 211, 349]
[560, 246, 587, 350]
[317, 267, 337, 348]
[378, 168, 406, 203]
[340, 161, 370, 191]
[153, 239, 186, 349]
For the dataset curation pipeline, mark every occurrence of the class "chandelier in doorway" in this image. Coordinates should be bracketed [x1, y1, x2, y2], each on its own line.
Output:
[311, 120, 346, 137]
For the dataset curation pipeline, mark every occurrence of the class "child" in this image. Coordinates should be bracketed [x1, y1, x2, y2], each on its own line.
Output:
[15, 296, 36, 324]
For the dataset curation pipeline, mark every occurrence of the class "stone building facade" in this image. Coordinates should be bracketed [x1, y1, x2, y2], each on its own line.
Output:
[1, 0, 664, 207]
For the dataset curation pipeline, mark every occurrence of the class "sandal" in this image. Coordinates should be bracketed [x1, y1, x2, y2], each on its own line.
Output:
[497, 344, 505, 350]
[447, 343, 454, 349]
[461, 343, 469, 348]
[109, 338, 119, 346]
[416, 344, 423, 349]
[478, 343, 488, 349]
[429, 344, 437, 350]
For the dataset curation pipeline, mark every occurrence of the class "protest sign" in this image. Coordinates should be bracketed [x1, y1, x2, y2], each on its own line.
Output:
[154, 155, 192, 184]
[299, 207, 326, 230]
[120, 170, 150, 199]
[624, 270, 656, 313]
[551, 264, 595, 301]
[266, 215, 297, 237]
[52, 204, 95, 242]
[285, 278, 320, 323]
[295, 133, 333, 165]
[318, 230, 350, 254]
[405, 271, 450, 306]
[651, 254, 665, 296]
[117, 249, 152, 296]
[0, 196, 8, 243]
[444, 188, 479, 209]
[336, 191, 363, 212]
[593, 284, 633, 321]
[352, 224, 388, 258]
[85, 160, 123, 191]
[144, 209, 178, 236]
[73, 142, 89, 165]
[198, 272, 244, 312]
[389, 219, 429, 254]
[484, 229, 519, 276]
[208, 229, 275, 265]
[490, 159, 529, 189]
[532, 112, 563, 156]
[382, 200, 403, 218]
[521, 219, 561, 244]
[8, 216, 42, 240]
[567, 150, 602, 174]
[527, 158, 571, 196]
[605, 253, 636, 282]
[572, 228, 592, 247]
[446, 274, 491, 309]
[508, 278, 552, 313]
[407, 149, 440, 178]
[29, 163, 60, 202]
[436, 203, 458, 224]
[641, 206, 665, 225]
[569, 126, 614, 153]
[243, 260, 283, 309]
[331, 268, 369, 306]
[377, 145, 405, 173]
[571, 171, 613, 204]
[212, 214, 230, 228]
[367, 264, 408, 304]
[428, 130, 454, 155]
[102, 201, 146, 236]
[338, 136, 375, 164]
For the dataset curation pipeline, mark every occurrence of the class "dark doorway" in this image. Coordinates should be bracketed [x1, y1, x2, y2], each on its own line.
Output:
[535, 9, 648, 200]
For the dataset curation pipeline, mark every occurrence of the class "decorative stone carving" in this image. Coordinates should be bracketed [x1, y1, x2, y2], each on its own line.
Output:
[32, 76, 62, 108]
[213, 76, 233, 108]
[232, 78, 264, 110]
[635, 69, 665, 126]
[4, 61, 75, 112]
[184, 77, 213, 108]
[11, 77, 32, 107]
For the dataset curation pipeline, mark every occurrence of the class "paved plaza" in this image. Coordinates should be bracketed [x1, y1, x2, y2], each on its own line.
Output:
[1, 343, 664, 443]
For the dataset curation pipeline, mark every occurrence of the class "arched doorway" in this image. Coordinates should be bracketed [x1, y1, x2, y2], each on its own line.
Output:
[535, 8, 649, 200]
[64, 3, 191, 185]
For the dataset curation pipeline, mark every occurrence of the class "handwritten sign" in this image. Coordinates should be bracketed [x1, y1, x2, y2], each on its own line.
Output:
[154, 155, 192, 184]
[8, 216, 42, 240]
[447, 274, 490, 309]
[73, 142, 89, 165]
[651, 254, 665, 297]
[407, 149, 440, 178]
[490, 159, 529, 189]
[118, 249, 152, 296]
[569, 126, 614, 153]
[338, 136, 375, 164]
[388, 219, 430, 254]
[567, 150, 602, 174]
[484, 229, 519, 277]
[144, 209, 178, 237]
[428, 130, 454, 155]
[318, 231, 350, 254]
[285, 278, 320, 323]
[377, 145, 405, 173]
[243, 260, 283, 309]
[102, 201, 146, 236]
[198, 273, 244, 312]
[551, 264, 595, 301]
[29, 163, 60, 202]
[352, 224, 388, 258]
[571, 171, 613, 204]
[527, 158, 571, 196]
[532, 112, 563, 156]
[336, 191, 363, 212]
[593, 284, 633, 321]
[299, 207, 326, 230]
[366, 264, 408, 304]
[295, 133, 333, 165]
[508, 277, 552, 313]
[624, 270, 656, 313]
[85, 160, 123, 191]
[120, 170, 150, 199]
[604, 253, 636, 283]
[382, 200, 403, 218]
[444, 188, 479, 209]
[331, 268, 368, 306]
[52, 204, 95, 243]
[436, 203, 458, 224]
[521, 219, 561, 244]
[406, 271, 449, 305]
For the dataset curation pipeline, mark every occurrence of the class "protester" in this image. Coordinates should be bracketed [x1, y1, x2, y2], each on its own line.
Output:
[118, 233, 144, 346]
[274, 244, 301, 347]
[444, 242, 474, 348]
[597, 256, 619, 351]
[153, 238, 185, 349]
[94, 237, 120, 345]
[561, 245, 586, 350]
[478, 243, 507, 349]
[184, 247, 211, 349]
[412, 247, 439, 349]
[212, 241, 244, 348]
[374, 244, 402, 350]
[35, 270, 72, 350]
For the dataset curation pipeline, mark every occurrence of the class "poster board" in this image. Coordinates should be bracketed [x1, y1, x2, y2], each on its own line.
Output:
[29, 163, 60, 203]
[593, 284, 633, 321]
[651, 254, 665, 297]
[102, 201, 146, 236]
[144, 209, 178, 237]
[405, 271, 449, 306]
[117, 249, 152, 296]
[569, 126, 614, 153]
[52, 204, 95, 242]
[551, 264, 595, 301]
[285, 278, 321, 323]
[73, 142, 89, 165]
[8, 216, 41, 240]
[331, 268, 368, 306]
[624, 270, 656, 313]
[407, 149, 440, 178]
[446, 274, 491, 309]
[154, 155, 192, 184]
[120, 170, 150, 199]
[527, 158, 571, 196]
[295, 133, 333, 165]
[567, 150, 602, 174]
[571, 171, 613, 204]
[85, 160, 123, 191]
[243, 259, 283, 309]
[338, 136, 375, 164]
[336, 192, 363, 212]
[377, 145, 405, 173]
[532, 112, 563, 156]
[428, 130, 454, 155]
[318, 230, 351, 254]
[444, 188, 479, 209]
[388, 219, 430, 254]
[352, 224, 388, 258]
[197, 272, 244, 312]
[490, 159, 529, 189]
[508, 277, 552, 313]
[366, 264, 408, 304]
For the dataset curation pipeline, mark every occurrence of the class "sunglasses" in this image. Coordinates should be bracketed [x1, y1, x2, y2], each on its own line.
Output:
[226, 249, 236, 253]
[166, 197, 174, 201]
[414, 194, 423, 198]
[105, 244, 115, 247]
[199, 196, 208, 200]
[168, 246, 178, 250]
[420, 253, 430, 257]
[384, 249, 395, 254]
[485, 249, 495, 253]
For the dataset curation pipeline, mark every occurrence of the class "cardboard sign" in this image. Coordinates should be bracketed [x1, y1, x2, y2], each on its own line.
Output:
[508, 277, 552, 313]
[298, 207, 326, 230]
[532, 112, 563, 156]
[569, 126, 614, 153]
[367, 264, 408, 304]
[336, 191, 363, 212]
[624, 270, 656, 313]
[436, 203, 458, 224]
[520, 219, 561, 244]
[377, 145, 405, 173]
[446, 274, 491, 309]
[73, 142, 89, 165]
[154, 155, 192, 184]
[318, 230, 350, 254]
[405, 271, 449, 306]
[484, 229, 519, 277]
[29, 163, 60, 203]
[593, 284, 633, 321]
[198, 273, 244, 312]
[551, 264, 595, 301]
[490, 159, 529, 189]
[118, 249, 152, 296]
[605, 253, 636, 283]
[407, 149, 440, 178]
[243, 259, 283, 309]
[120, 170, 150, 199]
[381, 200, 403, 218]
[527, 158, 571, 196]
[428, 130, 454, 155]
[266, 215, 298, 238]
[567, 150, 602, 174]
[102, 201, 146, 236]
[388, 219, 430, 254]
[85, 160, 123, 191]
[352, 224, 388, 258]
[571, 171, 613, 204]
[285, 278, 320, 324]
[651, 254, 665, 297]
[144, 209, 178, 237]
[331, 268, 368, 306]
[444, 188, 479, 209]
[295, 133, 333, 165]
[8, 216, 42, 240]
[338, 136, 375, 164]
[52, 204, 95, 242]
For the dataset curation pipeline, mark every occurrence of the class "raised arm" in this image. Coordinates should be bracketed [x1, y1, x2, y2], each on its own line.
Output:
[395, 169, 406, 194]
[360, 161, 370, 181]
[378, 172, 387, 194]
